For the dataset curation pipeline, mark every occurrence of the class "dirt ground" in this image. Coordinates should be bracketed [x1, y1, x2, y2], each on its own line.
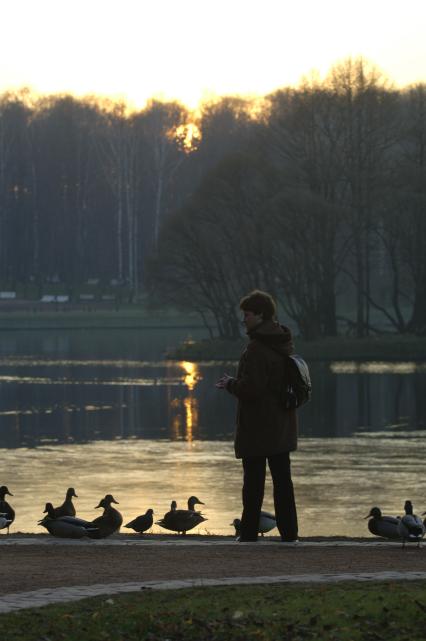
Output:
[1, 535, 425, 596]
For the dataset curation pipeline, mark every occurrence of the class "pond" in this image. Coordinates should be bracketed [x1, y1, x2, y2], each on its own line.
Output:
[0, 328, 425, 536]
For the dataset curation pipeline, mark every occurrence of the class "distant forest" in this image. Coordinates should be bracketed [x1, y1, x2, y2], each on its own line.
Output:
[0, 57, 425, 339]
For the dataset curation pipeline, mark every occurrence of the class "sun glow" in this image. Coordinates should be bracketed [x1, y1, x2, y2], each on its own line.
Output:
[0, 0, 425, 110]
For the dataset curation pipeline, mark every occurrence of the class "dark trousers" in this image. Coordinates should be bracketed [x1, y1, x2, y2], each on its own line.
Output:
[241, 451, 298, 541]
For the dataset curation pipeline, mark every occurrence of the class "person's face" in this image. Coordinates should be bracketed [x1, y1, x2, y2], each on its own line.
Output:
[242, 309, 263, 331]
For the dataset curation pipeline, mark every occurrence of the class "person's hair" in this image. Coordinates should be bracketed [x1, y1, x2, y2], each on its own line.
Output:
[239, 290, 277, 321]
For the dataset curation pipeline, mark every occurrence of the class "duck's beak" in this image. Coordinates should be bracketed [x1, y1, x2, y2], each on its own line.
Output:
[363, 514, 371, 519]
[94, 502, 103, 509]
[73, 491, 78, 498]
[111, 497, 119, 504]
[6, 490, 13, 496]
[422, 512, 426, 516]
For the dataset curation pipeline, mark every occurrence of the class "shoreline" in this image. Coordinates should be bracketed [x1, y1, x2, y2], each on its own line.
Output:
[167, 335, 426, 362]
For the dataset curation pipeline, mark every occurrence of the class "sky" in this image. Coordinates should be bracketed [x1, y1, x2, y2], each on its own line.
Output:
[0, 0, 425, 109]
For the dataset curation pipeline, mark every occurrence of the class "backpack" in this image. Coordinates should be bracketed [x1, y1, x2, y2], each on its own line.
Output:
[283, 354, 312, 410]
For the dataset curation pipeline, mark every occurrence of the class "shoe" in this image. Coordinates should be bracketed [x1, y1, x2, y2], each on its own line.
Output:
[236, 536, 258, 542]
[280, 538, 299, 545]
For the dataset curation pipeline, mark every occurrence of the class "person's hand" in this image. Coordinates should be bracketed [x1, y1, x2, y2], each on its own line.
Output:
[215, 373, 233, 389]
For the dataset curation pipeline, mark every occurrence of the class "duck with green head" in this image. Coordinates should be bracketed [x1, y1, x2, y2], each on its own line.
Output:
[364, 507, 400, 540]
[39, 502, 99, 539]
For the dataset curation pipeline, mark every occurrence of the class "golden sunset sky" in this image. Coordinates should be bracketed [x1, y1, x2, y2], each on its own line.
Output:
[1, 0, 425, 108]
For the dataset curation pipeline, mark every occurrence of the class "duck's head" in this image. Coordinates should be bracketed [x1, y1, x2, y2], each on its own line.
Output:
[146, 508, 154, 515]
[43, 502, 56, 518]
[231, 518, 241, 533]
[66, 487, 78, 499]
[95, 494, 119, 509]
[188, 496, 204, 510]
[170, 500, 177, 511]
[0, 486, 13, 499]
[364, 507, 382, 519]
[404, 500, 414, 515]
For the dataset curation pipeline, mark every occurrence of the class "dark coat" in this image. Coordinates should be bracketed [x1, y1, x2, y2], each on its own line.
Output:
[226, 320, 298, 458]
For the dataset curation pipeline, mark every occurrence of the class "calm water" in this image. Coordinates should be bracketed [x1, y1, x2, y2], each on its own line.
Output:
[0, 328, 425, 536]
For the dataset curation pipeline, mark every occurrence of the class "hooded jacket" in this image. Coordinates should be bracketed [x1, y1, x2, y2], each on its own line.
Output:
[226, 319, 298, 458]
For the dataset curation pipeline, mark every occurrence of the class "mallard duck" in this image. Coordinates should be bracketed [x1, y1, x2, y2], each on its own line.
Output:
[39, 503, 99, 539]
[124, 508, 154, 534]
[0, 486, 15, 534]
[88, 494, 123, 539]
[156, 497, 207, 535]
[231, 511, 277, 537]
[398, 500, 425, 547]
[364, 507, 400, 540]
[51, 487, 78, 517]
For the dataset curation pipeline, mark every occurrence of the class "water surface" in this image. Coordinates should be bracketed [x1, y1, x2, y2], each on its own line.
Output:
[2, 434, 424, 536]
[0, 328, 424, 537]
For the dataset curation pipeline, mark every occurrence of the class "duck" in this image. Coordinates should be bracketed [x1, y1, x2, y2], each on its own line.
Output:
[124, 508, 154, 534]
[397, 500, 425, 547]
[39, 503, 99, 539]
[51, 487, 78, 517]
[0, 513, 13, 532]
[156, 496, 207, 535]
[88, 494, 123, 539]
[0, 486, 15, 534]
[231, 511, 277, 537]
[364, 507, 401, 540]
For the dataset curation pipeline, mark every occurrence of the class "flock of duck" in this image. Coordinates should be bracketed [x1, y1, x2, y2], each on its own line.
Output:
[1, 485, 425, 545]
[0, 486, 209, 539]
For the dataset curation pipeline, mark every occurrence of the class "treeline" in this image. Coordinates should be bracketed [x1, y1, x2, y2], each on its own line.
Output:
[150, 59, 426, 339]
[0, 58, 425, 339]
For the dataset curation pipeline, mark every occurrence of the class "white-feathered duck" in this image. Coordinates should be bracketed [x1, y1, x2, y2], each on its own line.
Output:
[397, 500, 425, 547]
[39, 502, 98, 539]
[231, 511, 277, 537]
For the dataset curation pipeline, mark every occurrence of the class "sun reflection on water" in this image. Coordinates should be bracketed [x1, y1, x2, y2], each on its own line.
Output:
[168, 362, 201, 440]
[180, 361, 201, 391]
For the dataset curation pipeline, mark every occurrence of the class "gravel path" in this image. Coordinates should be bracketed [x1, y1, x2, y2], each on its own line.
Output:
[1, 535, 425, 602]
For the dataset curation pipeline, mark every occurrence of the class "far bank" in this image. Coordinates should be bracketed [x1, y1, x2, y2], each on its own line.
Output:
[167, 334, 426, 362]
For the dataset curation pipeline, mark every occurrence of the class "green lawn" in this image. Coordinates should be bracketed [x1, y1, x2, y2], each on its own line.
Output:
[2, 581, 426, 640]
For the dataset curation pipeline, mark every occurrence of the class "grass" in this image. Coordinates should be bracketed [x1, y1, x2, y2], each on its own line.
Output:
[2, 581, 426, 640]
[168, 334, 426, 361]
